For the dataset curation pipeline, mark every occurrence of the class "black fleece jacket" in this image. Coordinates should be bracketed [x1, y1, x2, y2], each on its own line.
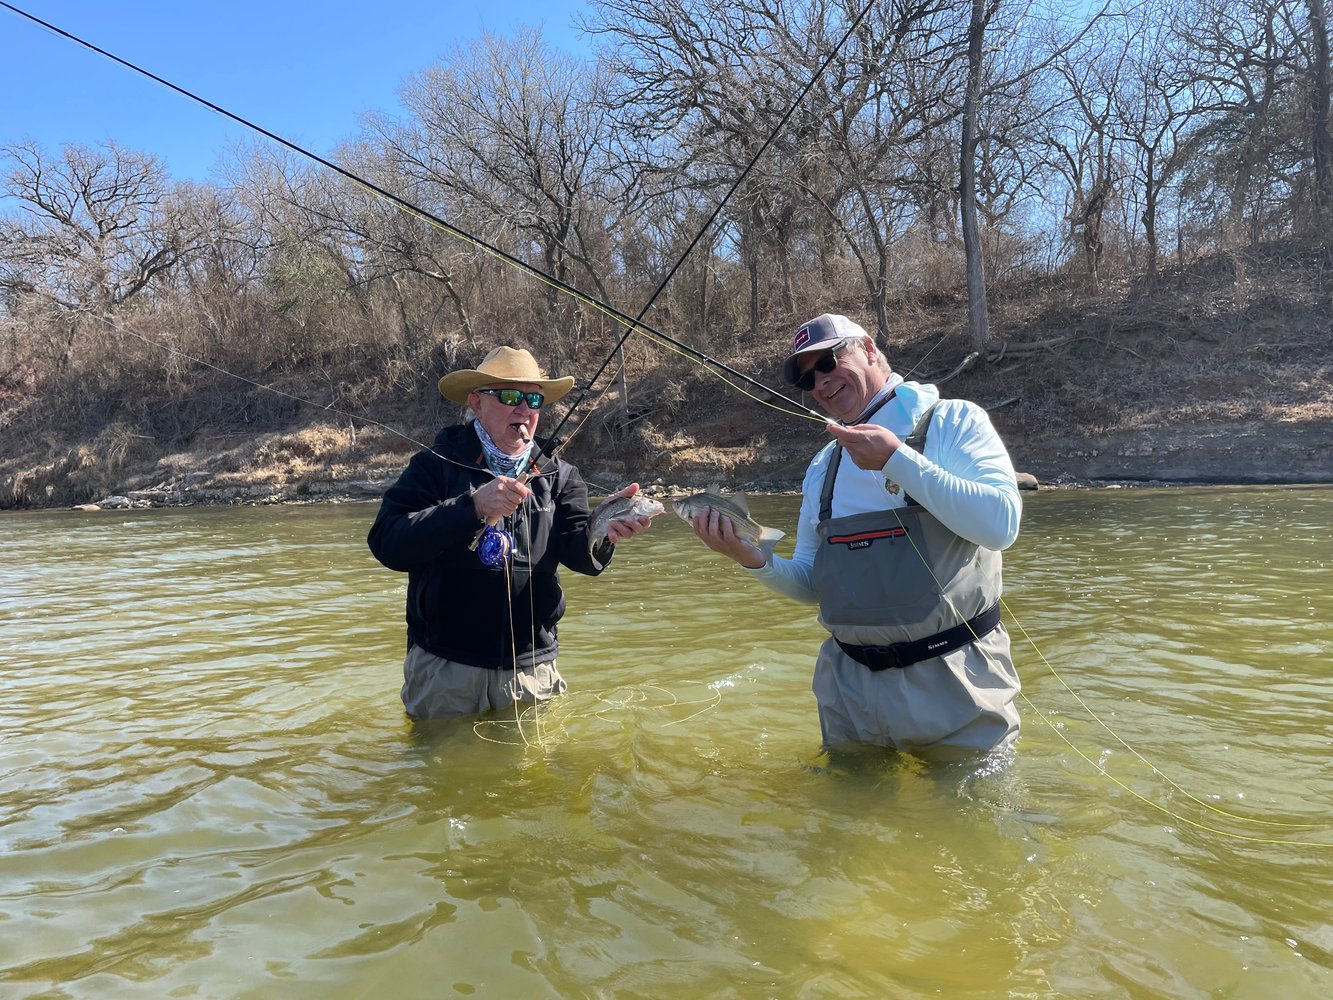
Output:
[367, 423, 613, 668]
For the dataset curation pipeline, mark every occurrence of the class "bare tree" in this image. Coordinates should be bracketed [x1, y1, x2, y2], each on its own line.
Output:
[379, 28, 628, 352]
[957, 1, 1110, 349]
[811, 0, 968, 336]
[168, 179, 263, 354]
[590, 0, 843, 335]
[1303, 0, 1332, 230]
[230, 148, 377, 363]
[1175, 0, 1307, 244]
[1105, 1, 1202, 285]
[959, 0, 992, 351]
[1049, 29, 1126, 291]
[593, 0, 983, 341]
[239, 141, 478, 357]
[0, 141, 211, 372]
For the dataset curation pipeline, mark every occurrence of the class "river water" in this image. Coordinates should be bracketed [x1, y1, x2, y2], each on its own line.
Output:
[2, 486, 1330, 998]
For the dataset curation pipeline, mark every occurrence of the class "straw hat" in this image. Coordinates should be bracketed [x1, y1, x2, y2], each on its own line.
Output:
[437, 346, 575, 404]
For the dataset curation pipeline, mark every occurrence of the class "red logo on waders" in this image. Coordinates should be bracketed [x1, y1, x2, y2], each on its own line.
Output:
[827, 526, 908, 550]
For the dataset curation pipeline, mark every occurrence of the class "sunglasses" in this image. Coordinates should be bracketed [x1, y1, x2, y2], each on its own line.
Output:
[791, 339, 850, 391]
[476, 387, 545, 410]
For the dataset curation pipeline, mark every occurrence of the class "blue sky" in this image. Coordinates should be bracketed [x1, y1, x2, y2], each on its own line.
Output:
[0, 0, 595, 183]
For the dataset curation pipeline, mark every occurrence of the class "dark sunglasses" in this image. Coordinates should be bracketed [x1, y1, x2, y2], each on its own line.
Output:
[791, 340, 849, 391]
[476, 387, 545, 410]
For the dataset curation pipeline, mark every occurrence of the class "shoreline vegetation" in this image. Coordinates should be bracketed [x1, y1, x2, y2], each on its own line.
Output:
[8, 237, 1331, 514]
[7, 238, 1333, 513]
[5, 0, 1332, 511]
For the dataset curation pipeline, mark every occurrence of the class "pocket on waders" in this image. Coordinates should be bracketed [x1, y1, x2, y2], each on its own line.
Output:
[814, 516, 941, 628]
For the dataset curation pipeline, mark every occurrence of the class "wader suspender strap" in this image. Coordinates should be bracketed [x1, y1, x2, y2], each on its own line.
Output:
[818, 400, 937, 520]
[815, 400, 999, 669]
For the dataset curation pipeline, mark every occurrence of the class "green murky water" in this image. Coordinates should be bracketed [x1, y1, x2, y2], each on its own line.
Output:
[2, 486, 1330, 998]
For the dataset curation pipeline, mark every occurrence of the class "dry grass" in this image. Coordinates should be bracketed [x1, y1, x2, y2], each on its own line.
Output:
[1, 422, 159, 506]
[2, 240, 1330, 507]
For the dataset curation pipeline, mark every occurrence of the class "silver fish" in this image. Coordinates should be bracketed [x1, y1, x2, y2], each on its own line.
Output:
[671, 486, 786, 552]
[589, 493, 665, 549]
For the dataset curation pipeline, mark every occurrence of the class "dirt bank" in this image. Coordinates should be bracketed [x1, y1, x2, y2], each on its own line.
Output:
[55, 396, 1333, 514]
[5, 242, 1331, 510]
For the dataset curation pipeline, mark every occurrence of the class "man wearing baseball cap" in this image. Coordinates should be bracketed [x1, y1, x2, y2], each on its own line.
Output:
[367, 346, 655, 720]
[688, 314, 1023, 754]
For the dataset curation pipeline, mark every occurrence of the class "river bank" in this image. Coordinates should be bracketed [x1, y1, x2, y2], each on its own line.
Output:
[56, 417, 1333, 514]
[33, 368, 1333, 512]
[20, 359, 1333, 512]
[5, 241, 1330, 512]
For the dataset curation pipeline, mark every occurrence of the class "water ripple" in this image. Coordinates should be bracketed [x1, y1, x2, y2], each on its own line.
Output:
[1, 490, 1330, 997]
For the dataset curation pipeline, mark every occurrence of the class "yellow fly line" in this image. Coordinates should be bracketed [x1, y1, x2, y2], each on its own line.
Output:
[880, 506, 1331, 847]
[474, 490, 723, 749]
[473, 684, 724, 748]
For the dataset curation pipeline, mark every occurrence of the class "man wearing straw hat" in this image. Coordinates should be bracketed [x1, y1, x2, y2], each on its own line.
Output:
[368, 346, 654, 720]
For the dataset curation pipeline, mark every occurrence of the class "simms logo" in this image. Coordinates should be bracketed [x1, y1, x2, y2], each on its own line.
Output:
[792, 326, 812, 350]
[827, 527, 907, 549]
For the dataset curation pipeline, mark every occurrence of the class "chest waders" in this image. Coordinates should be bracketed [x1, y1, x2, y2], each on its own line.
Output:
[811, 403, 1003, 665]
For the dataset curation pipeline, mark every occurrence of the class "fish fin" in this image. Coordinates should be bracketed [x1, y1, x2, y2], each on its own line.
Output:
[757, 525, 786, 552]
[732, 491, 752, 515]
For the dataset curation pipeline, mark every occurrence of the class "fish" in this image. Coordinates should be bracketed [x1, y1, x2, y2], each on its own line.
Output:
[589, 492, 666, 549]
[671, 485, 786, 552]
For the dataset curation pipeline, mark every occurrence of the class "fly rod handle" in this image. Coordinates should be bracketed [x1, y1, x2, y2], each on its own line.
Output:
[467, 477, 530, 551]
[467, 429, 533, 552]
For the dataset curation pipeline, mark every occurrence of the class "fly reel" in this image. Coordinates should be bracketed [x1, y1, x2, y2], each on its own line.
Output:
[475, 524, 514, 566]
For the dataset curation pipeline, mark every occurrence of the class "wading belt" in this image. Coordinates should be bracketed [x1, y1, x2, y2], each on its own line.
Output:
[836, 602, 1002, 671]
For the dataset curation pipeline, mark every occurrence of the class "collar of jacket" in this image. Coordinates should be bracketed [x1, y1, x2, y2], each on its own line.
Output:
[434, 422, 557, 481]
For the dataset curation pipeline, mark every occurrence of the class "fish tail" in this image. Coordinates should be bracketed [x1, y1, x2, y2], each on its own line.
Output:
[757, 525, 785, 552]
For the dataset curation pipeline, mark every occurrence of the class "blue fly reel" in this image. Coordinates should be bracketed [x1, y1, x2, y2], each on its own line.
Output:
[476, 524, 514, 566]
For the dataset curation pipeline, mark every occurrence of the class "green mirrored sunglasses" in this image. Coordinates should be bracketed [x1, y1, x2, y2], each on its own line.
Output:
[475, 387, 545, 409]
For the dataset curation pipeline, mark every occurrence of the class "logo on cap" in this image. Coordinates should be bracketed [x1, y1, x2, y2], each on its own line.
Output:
[793, 326, 812, 351]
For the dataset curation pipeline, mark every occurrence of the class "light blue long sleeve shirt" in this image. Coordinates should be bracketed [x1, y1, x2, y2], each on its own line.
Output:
[749, 379, 1022, 603]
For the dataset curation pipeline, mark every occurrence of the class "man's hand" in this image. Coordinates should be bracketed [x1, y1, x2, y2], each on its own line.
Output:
[604, 482, 654, 543]
[690, 507, 766, 569]
[826, 422, 902, 470]
[472, 476, 533, 520]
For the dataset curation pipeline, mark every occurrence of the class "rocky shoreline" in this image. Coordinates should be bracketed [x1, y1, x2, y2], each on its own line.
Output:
[61, 466, 1321, 514]
[67, 479, 393, 511]
[35, 413, 1333, 514]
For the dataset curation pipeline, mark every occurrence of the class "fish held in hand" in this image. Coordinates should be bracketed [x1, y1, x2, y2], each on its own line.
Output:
[672, 486, 786, 552]
[589, 493, 665, 549]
